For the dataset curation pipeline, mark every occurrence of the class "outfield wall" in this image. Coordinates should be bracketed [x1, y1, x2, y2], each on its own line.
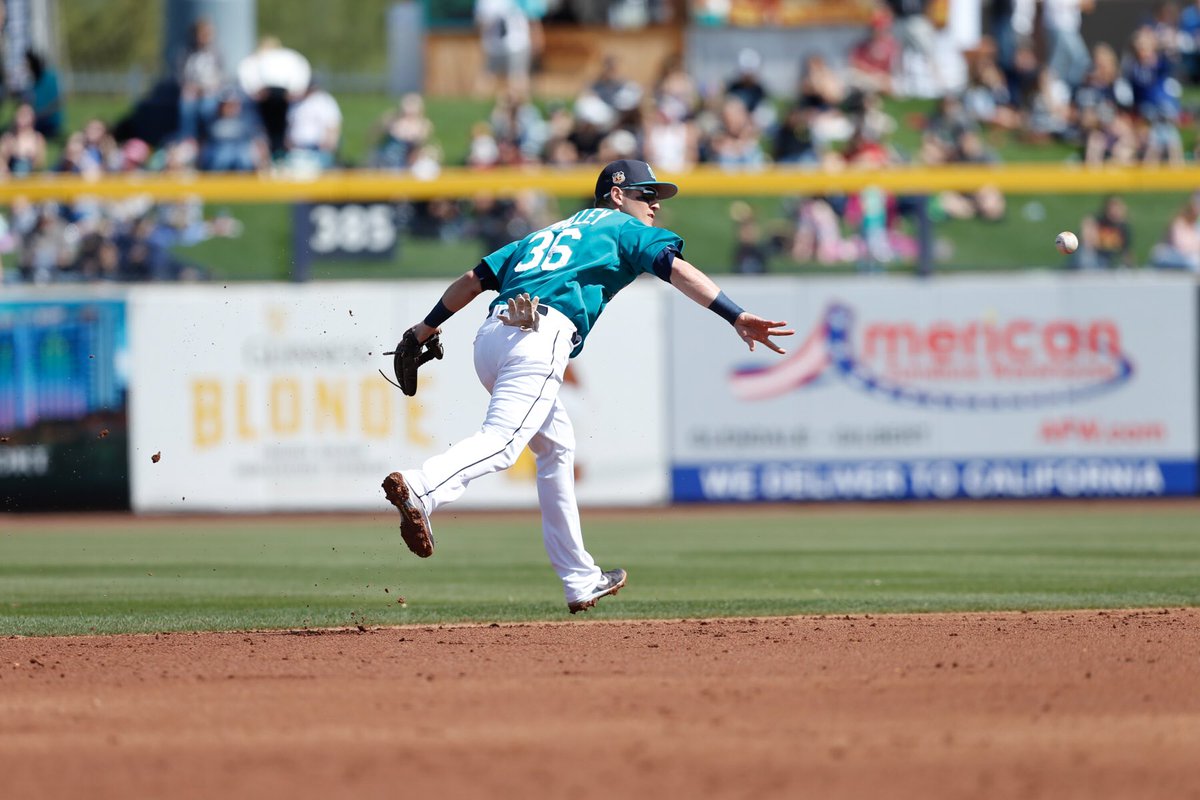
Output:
[670, 274, 1199, 501]
[0, 292, 131, 511]
[125, 283, 667, 513]
[1, 273, 1196, 512]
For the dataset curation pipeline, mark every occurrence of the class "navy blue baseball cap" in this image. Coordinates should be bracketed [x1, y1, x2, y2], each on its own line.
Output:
[594, 159, 679, 202]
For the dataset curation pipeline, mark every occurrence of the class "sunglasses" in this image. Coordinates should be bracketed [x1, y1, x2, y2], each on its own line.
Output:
[626, 187, 659, 203]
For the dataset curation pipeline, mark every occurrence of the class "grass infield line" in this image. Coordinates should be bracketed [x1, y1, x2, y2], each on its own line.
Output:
[2, 502, 1198, 636]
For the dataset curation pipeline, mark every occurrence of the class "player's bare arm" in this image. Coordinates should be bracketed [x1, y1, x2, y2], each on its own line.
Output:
[384, 268, 485, 397]
[410, 268, 486, 342]
[668, 256, 794, 354]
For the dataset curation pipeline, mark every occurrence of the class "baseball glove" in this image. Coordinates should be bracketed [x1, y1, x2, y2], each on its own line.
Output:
[381, 329, 444, 396]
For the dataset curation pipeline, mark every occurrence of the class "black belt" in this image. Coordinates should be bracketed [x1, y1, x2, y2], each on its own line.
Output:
[490, 303, 581, 346]
[492, 303, 551, 318]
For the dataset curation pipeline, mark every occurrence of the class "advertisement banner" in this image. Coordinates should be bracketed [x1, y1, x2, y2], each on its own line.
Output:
[129, 281, 666, 512]
[0, 295, 130, 510]
[669, 275, 1198, 501]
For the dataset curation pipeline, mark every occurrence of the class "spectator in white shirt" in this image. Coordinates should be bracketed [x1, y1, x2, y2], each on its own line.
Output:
[1150, 192, 1200, 271]
[177, 18, 225, 142]
[475, 0, 532, 96]
[286, 80, 342, 169]
[237, 36, 312, 158]
[1014, 0, 1095, 89]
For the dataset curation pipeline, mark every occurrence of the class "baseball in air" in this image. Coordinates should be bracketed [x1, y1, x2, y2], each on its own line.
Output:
[1055, 231, 1079, 254]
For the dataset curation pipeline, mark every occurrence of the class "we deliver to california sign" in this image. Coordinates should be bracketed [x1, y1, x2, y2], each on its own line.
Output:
[669, 274, 1198, 501]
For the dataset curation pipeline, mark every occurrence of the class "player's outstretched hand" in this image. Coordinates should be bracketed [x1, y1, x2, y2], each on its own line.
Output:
[734, 313, 794, 354]
[498, 292, 541, 332]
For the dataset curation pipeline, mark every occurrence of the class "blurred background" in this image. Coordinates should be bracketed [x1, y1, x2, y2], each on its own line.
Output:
[0, 0, 1197, 513]
[6, 0, 1200, 279]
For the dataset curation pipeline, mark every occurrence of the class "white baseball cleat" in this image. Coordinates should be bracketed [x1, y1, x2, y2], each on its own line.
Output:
[567, 568, 627, 614]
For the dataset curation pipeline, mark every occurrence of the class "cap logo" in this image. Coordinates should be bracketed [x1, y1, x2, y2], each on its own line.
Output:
[612, 171, 625, 185]
[646, 166, 657, 180]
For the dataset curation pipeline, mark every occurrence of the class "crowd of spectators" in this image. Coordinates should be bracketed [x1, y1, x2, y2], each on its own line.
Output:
[0, 22, 331, 285]
[5, 0, 1200, 283]
[423, 0, 1200, 273]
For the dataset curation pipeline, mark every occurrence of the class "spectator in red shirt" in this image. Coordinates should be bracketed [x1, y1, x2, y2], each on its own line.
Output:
[849, 8, 900, 96]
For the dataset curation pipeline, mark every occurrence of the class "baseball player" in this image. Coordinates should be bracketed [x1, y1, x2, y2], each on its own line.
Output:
[383, 159, 793, 613]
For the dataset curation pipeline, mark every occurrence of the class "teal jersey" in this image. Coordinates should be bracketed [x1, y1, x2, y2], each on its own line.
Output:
[479, 208, 683, 356]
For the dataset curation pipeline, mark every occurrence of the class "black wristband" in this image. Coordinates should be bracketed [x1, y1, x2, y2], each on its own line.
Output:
[423, 299, 453, 328]
[708, 291, 744, 325]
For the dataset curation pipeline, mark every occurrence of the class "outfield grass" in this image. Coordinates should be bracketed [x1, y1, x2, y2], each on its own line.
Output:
[2, 505, 1198, 636]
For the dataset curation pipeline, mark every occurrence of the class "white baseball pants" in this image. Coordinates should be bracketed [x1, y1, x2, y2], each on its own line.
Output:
[401, 306, 603, 602]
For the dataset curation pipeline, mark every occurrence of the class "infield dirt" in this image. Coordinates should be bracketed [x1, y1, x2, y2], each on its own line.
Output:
[3, 609, 1199, 799]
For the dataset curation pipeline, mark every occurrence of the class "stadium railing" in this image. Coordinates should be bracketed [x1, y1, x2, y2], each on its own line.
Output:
[5, 163, 1200, 203]
[5, 163, 1200, 279]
